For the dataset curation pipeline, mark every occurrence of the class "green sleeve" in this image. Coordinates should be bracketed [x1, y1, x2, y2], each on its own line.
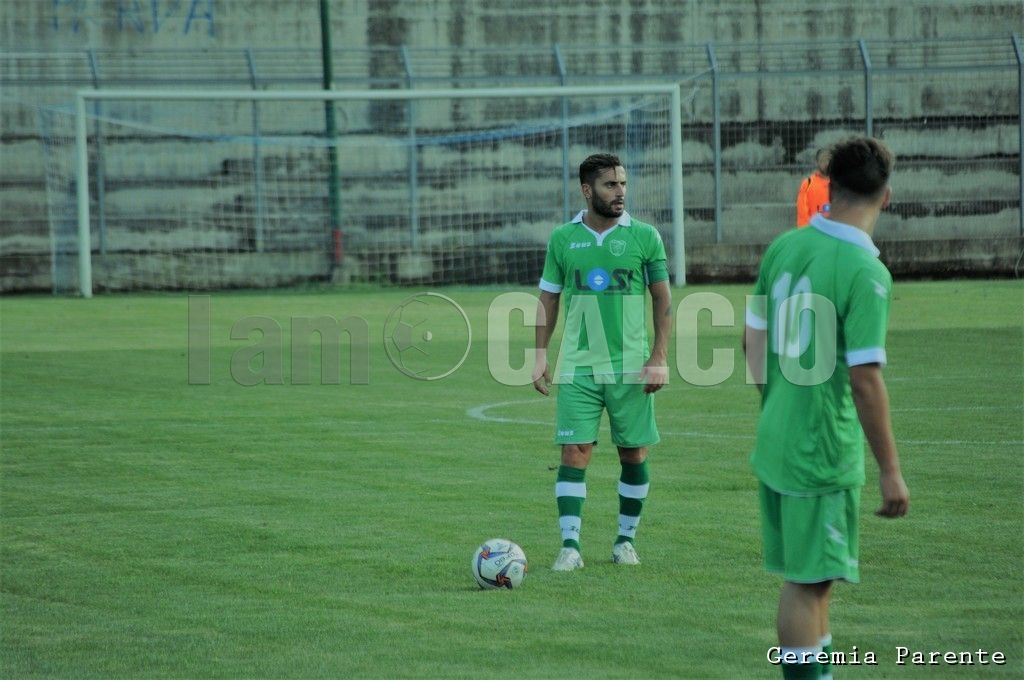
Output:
[539, 229, 565, 291]
[643, 227, 669, 284]
[747, 235, 786, 328]
[844, 264, 892, 366]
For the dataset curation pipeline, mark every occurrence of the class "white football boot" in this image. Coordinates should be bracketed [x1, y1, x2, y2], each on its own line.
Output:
[612, 541, 641, 565]
[551, 547, 585, 571]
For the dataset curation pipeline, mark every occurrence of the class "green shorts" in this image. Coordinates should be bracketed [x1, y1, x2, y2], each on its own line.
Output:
[554, 373, 659, 448]
[759, 482, 861, 584]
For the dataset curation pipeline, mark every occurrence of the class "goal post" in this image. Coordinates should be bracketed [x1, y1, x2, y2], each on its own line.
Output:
[74, 94, 92, 299]
[65, 84, 686, 296]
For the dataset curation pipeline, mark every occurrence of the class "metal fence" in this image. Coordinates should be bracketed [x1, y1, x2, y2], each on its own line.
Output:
[2, 35, 1021, 291]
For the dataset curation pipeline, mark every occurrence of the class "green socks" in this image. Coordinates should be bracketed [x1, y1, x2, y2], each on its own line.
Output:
[555, 465, 586, 550]
[616, 460, 649, 544]
[820, 634, 833, 680]
[556, 460, 650, 551]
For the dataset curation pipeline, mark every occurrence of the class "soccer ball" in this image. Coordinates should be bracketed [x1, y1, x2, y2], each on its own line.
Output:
[471, 538, 528, 590]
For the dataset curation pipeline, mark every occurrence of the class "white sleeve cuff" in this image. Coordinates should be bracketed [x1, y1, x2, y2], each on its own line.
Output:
[539, 278, 562, 294]
[847, 347, 887, 367]
[745, 309, 768, 330]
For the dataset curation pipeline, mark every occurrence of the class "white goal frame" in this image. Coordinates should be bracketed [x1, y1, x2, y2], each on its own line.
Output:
[74, 84, 686, 297]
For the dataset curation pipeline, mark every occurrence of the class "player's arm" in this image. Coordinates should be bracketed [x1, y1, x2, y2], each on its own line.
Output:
[743, 293, 768, 394]
[641, 279, 672, 393]
[850, 363, 909, 518]
[742, 324, 767, 394]
[533, 290, 560, 396]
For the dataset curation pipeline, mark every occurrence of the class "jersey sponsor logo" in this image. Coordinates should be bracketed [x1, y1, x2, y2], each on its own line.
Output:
[587, 268, 610, 291]
[608, 239, 627, 256]
[569, 242, 592, 249]
[573, 268, 634, 292]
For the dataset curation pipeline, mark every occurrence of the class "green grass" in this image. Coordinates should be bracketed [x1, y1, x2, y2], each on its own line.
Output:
[1, 280, 1022, 678]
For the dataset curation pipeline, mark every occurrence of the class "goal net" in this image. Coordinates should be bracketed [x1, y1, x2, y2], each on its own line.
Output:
[43, 85, 685, 295]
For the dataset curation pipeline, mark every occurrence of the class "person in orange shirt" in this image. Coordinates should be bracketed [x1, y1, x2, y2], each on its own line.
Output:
[796, 148, 831, 227]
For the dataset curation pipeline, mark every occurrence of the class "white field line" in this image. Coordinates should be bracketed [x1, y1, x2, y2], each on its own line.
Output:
[466, 399, 1024, 446]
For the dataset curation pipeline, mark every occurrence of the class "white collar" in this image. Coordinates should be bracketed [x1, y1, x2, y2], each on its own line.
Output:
[810, 214, 880, 257]
[572, 209, 633, 227]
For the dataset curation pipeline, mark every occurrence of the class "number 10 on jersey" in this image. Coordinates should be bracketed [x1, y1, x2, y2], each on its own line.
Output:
[769, 272, 837, 386]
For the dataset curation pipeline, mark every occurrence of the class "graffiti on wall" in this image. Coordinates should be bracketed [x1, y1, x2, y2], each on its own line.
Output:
[52, 0, 216, 37]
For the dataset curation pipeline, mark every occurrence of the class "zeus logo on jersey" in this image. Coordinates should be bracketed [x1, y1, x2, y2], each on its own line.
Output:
[573, 268, 633, 292]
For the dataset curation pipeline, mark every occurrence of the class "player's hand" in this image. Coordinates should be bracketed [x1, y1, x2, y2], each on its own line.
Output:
[876, 470, 909, 518]
[532, 356, 551, 396]
[640, 359, 668, 394]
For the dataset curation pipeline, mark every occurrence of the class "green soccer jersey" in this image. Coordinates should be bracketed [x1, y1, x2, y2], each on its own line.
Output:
[540, 210, 669, 379]
[747, 214, 893, 495]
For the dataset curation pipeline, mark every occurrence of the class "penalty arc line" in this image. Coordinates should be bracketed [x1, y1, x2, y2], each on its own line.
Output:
[465, 399, 1023, 446]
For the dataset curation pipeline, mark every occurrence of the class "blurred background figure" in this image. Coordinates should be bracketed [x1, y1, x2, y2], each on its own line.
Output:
[796, 147, 831, 227]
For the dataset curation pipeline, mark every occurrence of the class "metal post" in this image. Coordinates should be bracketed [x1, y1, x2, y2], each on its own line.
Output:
[401, 45, 419, 250]
[1013, 33, 1023, 237]
[707, 43, 722, 243]
[554, 44, 572, 222]
[75, 94, 93, 298]
[859, 39, 873, 138]
[670, 84, 686, 286]
[86, 48, 107, 256]
[245, 48, 266, 252]
[319, 0, 343, 272]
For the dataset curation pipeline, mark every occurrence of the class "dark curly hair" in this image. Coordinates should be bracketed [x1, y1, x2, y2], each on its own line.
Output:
[827, 137, 894, 204]
[579, 153, 623, 187]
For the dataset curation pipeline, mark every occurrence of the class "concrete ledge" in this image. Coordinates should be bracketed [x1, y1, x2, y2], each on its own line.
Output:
[0, 250, 330, 294]
[4, 238, 1022, 293]
[685, 242, 768, 282]
[879, 237, 1024, 279]
[685, 237, 1024, 283]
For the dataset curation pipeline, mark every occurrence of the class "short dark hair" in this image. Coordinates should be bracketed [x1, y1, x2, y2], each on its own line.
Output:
[827, 137, 894, 204]
[579, 153, 623, 186]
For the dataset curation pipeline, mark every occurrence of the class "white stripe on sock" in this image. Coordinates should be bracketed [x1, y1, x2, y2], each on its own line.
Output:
[617, 514, 641, 538]
[559, 515, 581, 542]
[617, 481, 649, 499]
[555, 481, 587, 498]
[779, 646, 824, 665]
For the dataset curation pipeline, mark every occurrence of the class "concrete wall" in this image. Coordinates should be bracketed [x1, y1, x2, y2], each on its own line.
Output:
[2, 1, 1021, 292]
[4, 1, 1020, 50]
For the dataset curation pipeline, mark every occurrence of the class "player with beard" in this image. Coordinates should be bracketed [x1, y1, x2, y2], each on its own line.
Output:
[532, 153, 673, 571]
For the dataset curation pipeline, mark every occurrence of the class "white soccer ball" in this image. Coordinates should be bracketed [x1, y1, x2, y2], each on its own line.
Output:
[471, 538, 528, 589]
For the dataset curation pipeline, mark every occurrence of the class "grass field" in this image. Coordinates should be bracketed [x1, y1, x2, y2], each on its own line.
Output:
[1, 280, 1022, 678]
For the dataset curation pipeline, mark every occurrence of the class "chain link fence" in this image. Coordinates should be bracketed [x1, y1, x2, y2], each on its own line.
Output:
[2, 36, 1021, 290]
